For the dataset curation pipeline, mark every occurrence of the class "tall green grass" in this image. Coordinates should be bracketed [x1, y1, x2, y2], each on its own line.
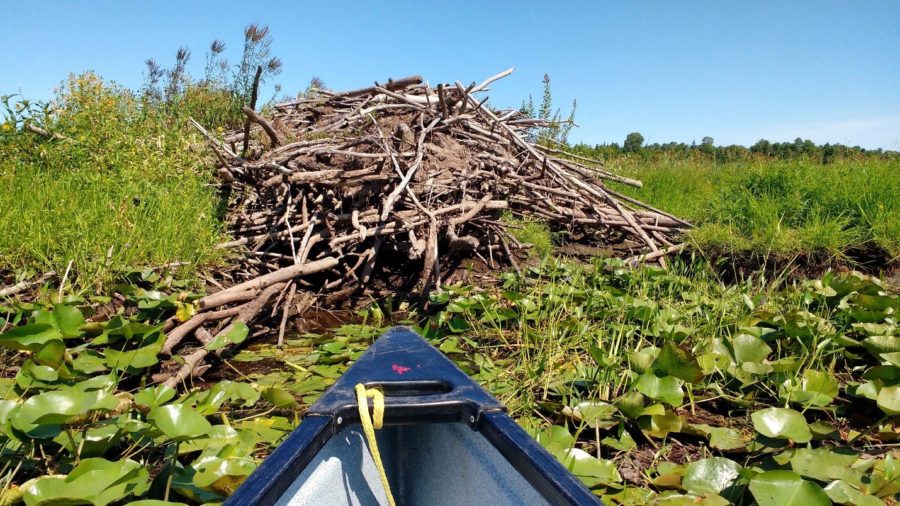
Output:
[0, 73, 228, 290]
[608, 157, 900, 263]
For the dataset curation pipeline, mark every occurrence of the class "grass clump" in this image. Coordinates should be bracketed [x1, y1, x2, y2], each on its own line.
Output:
[610, 157, 900, 264]
[503, 211, 556, 258]
[0, 73, 227, 290]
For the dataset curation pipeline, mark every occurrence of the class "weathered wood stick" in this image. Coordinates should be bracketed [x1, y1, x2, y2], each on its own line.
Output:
[161, 304, 244, 355]
[0, 271, 56, 298]
[197, 256, 338, 308]
[338, 75, 423, 98]
[163, 347, 209, 389]
[243, 106, 281, 147]
[242, 65, 264, 155]
[276, 283, 297, 347]
[625, 243, 686, 265]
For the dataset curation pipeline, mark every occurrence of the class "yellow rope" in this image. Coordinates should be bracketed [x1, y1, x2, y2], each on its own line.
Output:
[355, 383, 396, 506]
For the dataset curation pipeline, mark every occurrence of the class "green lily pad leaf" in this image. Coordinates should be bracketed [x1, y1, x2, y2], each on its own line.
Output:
[628, 348, 659, 374]
[640, 411, 684, 438]
[731, 333, 772, 364]
[0, 324, 63, 352]
[0, 399, 20, 438]
[51, 304, 85, 338]
[854, 380, 880, 401]
[148, 404, 212, 440]
[105, 344, 160, 370]
[206, 322, 250, 351]
[439, 337, 464, 353]
[12, 389, 118, 431]
[790, 447, 859, 482]
[626, 299, 658, 323]
[658, 324, 694, 341]
[809, 421, 841, 441]
[635, 371, 684, 406]
[535, 425, 575, 454]
[685, 423, 751, 450]
[615, 391, 645, 419]
[876, 385, 900, 414]
[71, 350, 108, 374]
[682, 457, 742, 495]
[749, 470, 831, 506]
[653, 491, 729, 505]
[16, 359, 60, 390]
[780, 370, 840, 407]
[556, 448, 622, 487]
[651, 461, 684, 489]
[190, 380, 259, 415]
[752, 407, 811, 443]
[192, 455, 256, 495]
[22, 457, 149, 506]
[863, 335, 900, 355]
[134, 385, 176, 411]
[824, 480, 884, 506]
[654, 342, 704, 383]
[262, 387, 297, 408]
[562, 400, 618, 429]
[128, 501, 189, 506]
[52, 423, 121, 457]
[601, 423, 636, 451]
[33, 340, 67, 369]
[179, 424, 242, 455]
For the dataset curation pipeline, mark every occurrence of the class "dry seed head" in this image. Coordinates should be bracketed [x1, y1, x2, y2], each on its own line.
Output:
[267, 57, 283, 75]
[176, 46, 191, 63]
[245, 24, 270, 43]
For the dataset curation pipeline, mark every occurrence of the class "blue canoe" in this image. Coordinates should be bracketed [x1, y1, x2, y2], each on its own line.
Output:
[225, 326, 601, 505]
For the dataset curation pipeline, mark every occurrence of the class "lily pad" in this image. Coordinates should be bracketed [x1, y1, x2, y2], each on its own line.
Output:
[790, 447, 858, 482]
[262, 387, 297, 408]
[191, 455, 256, 496]
[562, 400, 618, 429]
[105, 344, 161, 370]
[682, 457, 742, 495]
[12, 389, 118, 433]
[0, 324, 63, 352]
[876, 385, 900, 414]
[635, 371, 684, 406]
[134, 385, 176, 411]
[731, 333, 772, 364]
[751, 407, 811, 443]
[749, 470, 830, 506]
[206, 322, 250, 351]
[556, 447, 622, 487]
[654, 342, 704, 383]
[148, 404, 212, 440]
[824, 480, 884, 506]
[780, 370, 839, 407]
[22, 458, 149, 506]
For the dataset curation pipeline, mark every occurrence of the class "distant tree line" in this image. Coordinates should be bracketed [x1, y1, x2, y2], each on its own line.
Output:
[566, 132, 898, 164]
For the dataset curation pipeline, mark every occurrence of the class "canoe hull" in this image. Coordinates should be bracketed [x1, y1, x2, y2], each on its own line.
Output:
[226, 327, 602, 505]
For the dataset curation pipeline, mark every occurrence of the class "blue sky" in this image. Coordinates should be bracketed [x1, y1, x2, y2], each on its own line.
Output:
[2, 1, 898, 149]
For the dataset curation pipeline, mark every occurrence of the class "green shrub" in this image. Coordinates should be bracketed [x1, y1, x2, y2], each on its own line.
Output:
[0, 73, 227, 290]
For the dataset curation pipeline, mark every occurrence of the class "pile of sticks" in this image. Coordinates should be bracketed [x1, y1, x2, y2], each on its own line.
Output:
[158, 69, 689, 383]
